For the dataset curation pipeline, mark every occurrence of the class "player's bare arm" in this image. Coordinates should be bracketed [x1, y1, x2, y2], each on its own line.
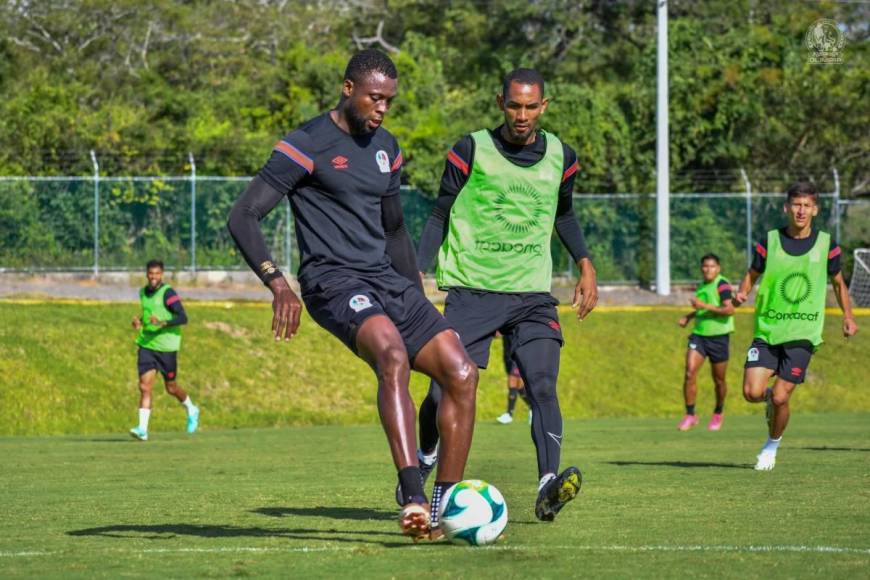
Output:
[830, 271, 858, 338]
[573, 257, 598, 321]
[678, 311, 696, 327]
[733, 269, 760, 306]
[689, 296, 735, 316]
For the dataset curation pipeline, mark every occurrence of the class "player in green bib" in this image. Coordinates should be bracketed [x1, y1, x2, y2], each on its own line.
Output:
[676, 254, 735, 432]
[734, 182, 858, 470]
[413, 69, 598, 525]
[130, 259, 199, 441]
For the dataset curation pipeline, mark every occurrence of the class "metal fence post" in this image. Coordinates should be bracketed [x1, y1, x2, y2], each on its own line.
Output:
[284, 199, 292, 273]
[90, 150, 99, 275]
[740, 168, 752, 267]
[189, 152, 196, 274]
[832, 167, 841, 243]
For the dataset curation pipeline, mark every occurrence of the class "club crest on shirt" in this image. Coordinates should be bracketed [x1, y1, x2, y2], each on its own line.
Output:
[349, 294, 373, 312]
[375, 150, 391, 173]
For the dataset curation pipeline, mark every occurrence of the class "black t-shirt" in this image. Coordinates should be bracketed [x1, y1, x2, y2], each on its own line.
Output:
[750, 227, 841, 276]
[258, 112, 403, 291]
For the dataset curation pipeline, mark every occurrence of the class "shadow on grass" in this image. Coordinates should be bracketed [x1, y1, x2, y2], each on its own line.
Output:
[798, 446, 870, 452]
[252, 507, 395, 522]
[66, 523, 412, 548]
[607, 460, 753, 470]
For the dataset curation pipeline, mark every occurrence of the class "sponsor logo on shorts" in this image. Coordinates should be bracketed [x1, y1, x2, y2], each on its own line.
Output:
[375, 150, 391, 173]
[790, 367, 802, 377]
[548, 320, 561, 331]
[348, 294, 373, 312]
[474, 240, 543, 256]
[747, 347, 760, 362]
[167, 371, 176, 379]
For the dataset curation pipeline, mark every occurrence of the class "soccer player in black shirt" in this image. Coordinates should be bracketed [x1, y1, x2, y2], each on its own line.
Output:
[227, 50, 478, 540]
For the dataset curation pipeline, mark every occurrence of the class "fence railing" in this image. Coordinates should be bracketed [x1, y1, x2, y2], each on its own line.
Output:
[1, 175, 867, 284]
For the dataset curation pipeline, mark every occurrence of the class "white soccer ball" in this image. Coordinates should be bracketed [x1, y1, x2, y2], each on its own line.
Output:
[438, 479, 508, 546]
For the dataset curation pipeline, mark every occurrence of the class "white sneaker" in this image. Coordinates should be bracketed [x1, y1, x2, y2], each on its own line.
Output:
[754, 451, 776, 471]
[496, 413, 513, 424]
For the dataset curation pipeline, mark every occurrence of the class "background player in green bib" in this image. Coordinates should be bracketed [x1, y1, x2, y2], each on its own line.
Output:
[415, 69, 598, 524]
[676, 254, 735, 431]
[130, 259, 199, 441]
[734, 182, 858, 470]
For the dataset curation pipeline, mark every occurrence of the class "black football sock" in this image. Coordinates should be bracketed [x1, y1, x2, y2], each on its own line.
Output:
[518, 387, 531, 409]
[398, 466, 426, 506]
[507, 389, 518, 414]
[430, 481, 458, 527]
[686, 404, 696, 416]
[714, 404, 724, 414]
[418, 381, 442, 455]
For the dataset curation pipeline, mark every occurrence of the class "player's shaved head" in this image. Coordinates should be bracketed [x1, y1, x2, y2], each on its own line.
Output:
[344, 49, 398, 84]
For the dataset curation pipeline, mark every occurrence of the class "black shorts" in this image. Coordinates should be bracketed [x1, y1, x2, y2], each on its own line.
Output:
[444, 289, 563, 369]
[302, 269, 451, 361]
[137, 347, 178, 380]
[687, 333, 730, 364]
[744, 338, 814, 385]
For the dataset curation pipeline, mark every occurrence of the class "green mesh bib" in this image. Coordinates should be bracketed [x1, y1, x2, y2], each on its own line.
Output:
[754, 230, 829, 346]
[436, 130, 563, 292]
[136, 284, 182, 352]
[693, 274, 735, 336]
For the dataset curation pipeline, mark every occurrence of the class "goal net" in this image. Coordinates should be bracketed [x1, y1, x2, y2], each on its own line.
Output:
[849, 249, 870, 307]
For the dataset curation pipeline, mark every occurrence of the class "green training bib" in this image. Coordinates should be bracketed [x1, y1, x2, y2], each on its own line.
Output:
[754, 229, 829, 346]
[436, 130, 563, 292]
[693, 274, 735, 336]
[136, 284, 182, 352]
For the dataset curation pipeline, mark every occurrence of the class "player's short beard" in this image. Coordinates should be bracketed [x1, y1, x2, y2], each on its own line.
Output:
[345, 101, 371, 135]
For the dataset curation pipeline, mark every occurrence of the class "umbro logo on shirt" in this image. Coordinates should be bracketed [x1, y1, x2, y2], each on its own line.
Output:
[331, 155, 349, 170]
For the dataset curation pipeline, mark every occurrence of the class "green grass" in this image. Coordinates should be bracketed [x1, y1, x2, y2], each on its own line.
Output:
[0, 414, 868, 578]
[1, 301, 868, 435]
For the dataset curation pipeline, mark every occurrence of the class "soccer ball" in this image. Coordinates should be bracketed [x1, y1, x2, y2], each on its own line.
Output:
[438, 480, 508, 546]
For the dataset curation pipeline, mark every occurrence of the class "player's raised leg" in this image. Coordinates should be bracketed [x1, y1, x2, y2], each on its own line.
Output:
[355, 315, 431, 538]
[165, 378, 199, 434]
[412, 329, 479, 535]
[678, 348, 703, 431]
[513, 337, 581, 522]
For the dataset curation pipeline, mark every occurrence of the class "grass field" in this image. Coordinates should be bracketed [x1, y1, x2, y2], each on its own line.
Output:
[0, 301, 868, 435]
[1, 414, 868, 578]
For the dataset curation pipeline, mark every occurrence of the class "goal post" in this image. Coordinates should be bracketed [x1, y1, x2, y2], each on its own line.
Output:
[849, 249, 870, 307]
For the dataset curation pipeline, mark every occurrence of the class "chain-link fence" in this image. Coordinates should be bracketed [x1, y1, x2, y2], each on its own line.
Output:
[1, 176, 867, 283]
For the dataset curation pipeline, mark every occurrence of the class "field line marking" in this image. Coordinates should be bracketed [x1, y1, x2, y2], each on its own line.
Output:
[2, 544, 868, 558]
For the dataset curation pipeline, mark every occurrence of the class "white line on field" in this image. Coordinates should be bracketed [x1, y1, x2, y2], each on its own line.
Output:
[1, 544, 868, 558]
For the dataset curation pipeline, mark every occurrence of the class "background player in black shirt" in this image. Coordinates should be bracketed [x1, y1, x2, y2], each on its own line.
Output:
[227, 50, 478, 541]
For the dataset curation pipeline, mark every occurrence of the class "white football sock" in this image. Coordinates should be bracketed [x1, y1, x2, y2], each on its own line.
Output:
[538, 473, 556, 491]
[182, 397, 196, 413]
[138, 408, 151, 431]
[419, 446, 438, 467]
[762, 436, 782, 454]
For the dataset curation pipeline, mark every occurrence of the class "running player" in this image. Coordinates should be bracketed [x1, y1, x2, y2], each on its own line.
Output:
[733, 181, 858, 470]
[676, 254, 735, 431]
[226, 50, 478, 540]
[496, 333, 531, 425]
[414, 68, 598, 523]
[130, 259, 199, 440]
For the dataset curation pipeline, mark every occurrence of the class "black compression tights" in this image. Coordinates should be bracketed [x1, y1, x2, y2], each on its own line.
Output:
[418, 337, 563, 478]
